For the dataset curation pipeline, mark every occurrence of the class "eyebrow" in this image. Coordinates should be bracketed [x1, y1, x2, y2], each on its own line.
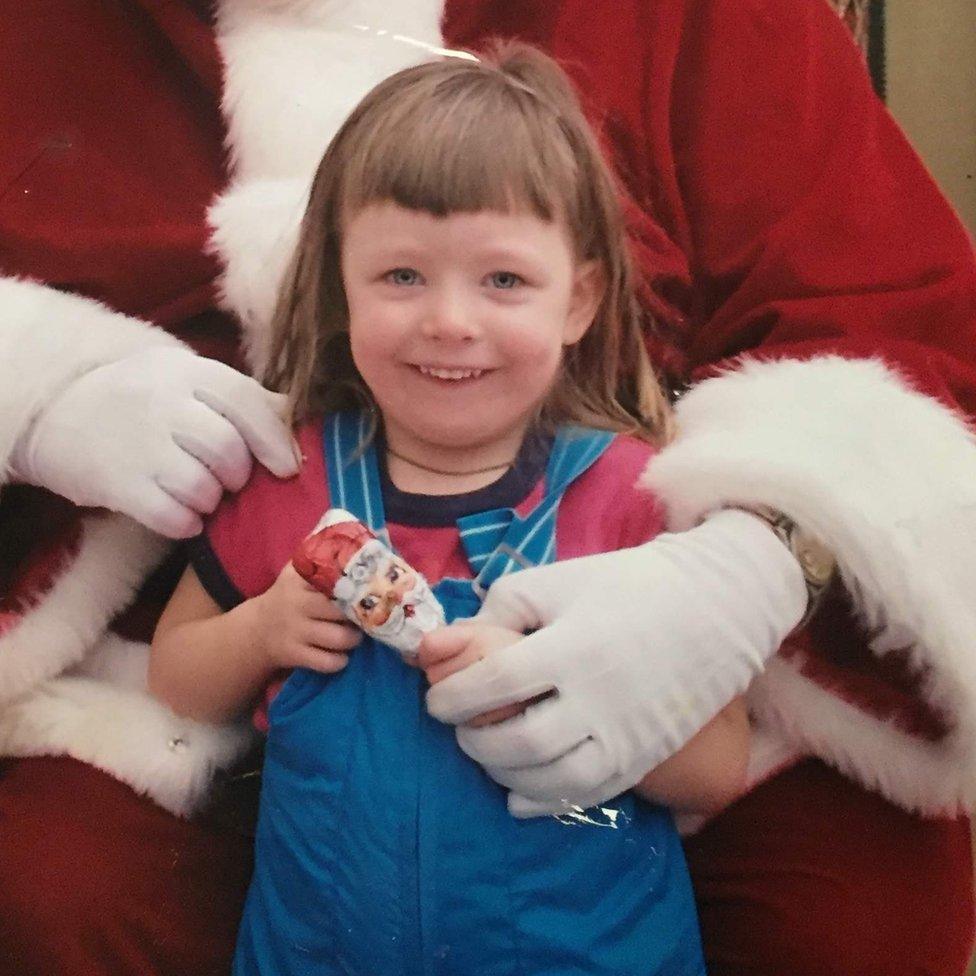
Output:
[474, 244, 548, 264]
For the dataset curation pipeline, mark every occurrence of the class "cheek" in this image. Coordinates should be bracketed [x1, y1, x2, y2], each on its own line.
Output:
[393, 573, 415, 599]
[501, 324, 565, 384]
[349, 316, 398, 387]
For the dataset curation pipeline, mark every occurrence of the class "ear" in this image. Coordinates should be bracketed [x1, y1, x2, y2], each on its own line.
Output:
[562, 260, 605, 346]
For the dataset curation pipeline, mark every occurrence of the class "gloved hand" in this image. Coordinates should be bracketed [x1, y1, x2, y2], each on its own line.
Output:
[426, 509, 806, 817]
[10, 347, 299, 538]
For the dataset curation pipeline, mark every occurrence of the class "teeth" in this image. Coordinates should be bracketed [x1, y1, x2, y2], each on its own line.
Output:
[417, 365, 484, 381]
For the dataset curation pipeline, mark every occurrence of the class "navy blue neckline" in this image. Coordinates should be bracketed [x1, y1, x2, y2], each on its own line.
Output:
[380, 428, 552, 527]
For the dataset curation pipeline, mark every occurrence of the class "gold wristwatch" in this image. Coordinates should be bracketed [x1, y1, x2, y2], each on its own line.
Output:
[737, 505, 837, 627]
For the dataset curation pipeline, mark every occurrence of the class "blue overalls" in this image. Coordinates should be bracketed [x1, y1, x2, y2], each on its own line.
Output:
[234, 413, 705, 976]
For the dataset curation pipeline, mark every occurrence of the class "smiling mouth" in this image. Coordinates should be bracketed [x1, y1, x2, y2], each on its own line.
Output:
[414, 365, 489, 382]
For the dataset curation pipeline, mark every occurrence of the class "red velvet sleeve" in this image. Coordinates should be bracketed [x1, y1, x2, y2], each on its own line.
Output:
[445, 0, 976, 402]
[0, 3, 246, 367]
[635, 0, 976, 814]
[641, 0, 976, 812]
[657, 0, 976, 410]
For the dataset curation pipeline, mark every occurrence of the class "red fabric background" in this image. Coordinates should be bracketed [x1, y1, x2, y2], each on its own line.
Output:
[0, 2, 973, 973]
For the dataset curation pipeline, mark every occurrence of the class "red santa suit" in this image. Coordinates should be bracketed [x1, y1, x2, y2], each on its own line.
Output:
[0, 2, 974, 975]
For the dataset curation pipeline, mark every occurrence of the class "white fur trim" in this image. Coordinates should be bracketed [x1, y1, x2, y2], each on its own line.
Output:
[0, 513, 170, 704]
[644, 355, 976, 812]
[0, 277, 183, 479]
[320, 507, 358, 530]
[216, 0, 446, 182]
[741, 721, 805, 789]
[0, 634, 253, 818]
[749, 656, 976, 816]
[210, 0, 447, 369]
[208, 178, 308, 375]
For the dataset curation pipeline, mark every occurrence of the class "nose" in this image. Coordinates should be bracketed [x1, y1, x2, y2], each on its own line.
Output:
[421, 284, 479, 342]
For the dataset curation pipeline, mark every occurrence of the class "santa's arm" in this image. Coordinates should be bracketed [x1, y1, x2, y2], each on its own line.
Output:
[642, 0, 976, 813]
[0, 275, 299, 538]
[428, 0, 976, 819]
[0, 277, 181, 481]
[0, 281, 282, 812]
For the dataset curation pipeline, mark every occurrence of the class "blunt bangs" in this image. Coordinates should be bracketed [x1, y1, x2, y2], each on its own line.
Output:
[336, 66, 579, 225]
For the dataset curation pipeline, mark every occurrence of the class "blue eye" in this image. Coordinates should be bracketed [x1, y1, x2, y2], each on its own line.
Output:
[488, 271, 522, 290]
[387, 268, 421, 286]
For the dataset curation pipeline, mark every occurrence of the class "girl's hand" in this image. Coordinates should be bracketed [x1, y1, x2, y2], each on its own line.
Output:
[251, 563, 362, 673]
[419, 623, 542, 726]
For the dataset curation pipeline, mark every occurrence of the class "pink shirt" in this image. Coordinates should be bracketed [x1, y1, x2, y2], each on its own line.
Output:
[192, 421, 665, 729]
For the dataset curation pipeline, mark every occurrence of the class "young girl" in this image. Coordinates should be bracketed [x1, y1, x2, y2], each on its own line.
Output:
[151, 44, 747, 975]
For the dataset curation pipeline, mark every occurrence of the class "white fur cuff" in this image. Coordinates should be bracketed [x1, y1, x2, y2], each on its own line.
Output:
[0, 647, 254, 819]
[0, 277, 182, 478]
[0, 513, 171, 705]
[209, 178, 308, 375]
[644, 355, 976, 813]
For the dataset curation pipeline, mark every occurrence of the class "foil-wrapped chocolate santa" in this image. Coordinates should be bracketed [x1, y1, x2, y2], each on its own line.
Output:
[292, 509, 445, 660]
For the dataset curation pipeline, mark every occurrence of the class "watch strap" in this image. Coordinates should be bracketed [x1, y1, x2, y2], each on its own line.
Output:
[735, 505, 837, 628]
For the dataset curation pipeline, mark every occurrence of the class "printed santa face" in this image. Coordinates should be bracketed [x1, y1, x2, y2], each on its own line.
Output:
[362, 565, 445, 654]
[343, 550, 417, 629]
[293, 509, 445, 659]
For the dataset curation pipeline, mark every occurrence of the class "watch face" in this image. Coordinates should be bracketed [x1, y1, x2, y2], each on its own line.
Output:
[793, 532, 836, 587]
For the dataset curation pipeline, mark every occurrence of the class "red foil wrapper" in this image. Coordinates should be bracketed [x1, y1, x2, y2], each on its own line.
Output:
[292, 509, 444, 659]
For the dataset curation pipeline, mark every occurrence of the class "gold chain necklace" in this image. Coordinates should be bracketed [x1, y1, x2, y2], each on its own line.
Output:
[386, 445, 516, 477]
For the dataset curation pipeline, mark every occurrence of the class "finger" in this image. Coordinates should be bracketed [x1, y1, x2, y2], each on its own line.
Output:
[172, 406, 253, 492]
[154, 448, 224, 516]
[474, 573, 546, 632]
[423, 645, 481, 686]
[456, 700, 587, 768]
[481, 737, 610, 801]
[291, 646, 350, 674]
[281, 566, 349, 621]
[505, 788, 623, 819]
[510, 771, 631, 818]
[466, 701, 528, 726]
[417, 625, 477, 669]
[425, 627, 563, 725]
[127, 486, 203, 539]
[304, 620, 362, 652]
[194, 383, 299, 478]
[466, 690, 553, 727]
[507, 792, 572, 819]
[301, 590, 348, 623]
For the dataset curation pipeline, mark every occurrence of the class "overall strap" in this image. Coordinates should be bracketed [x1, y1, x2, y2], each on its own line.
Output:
[321, 412, 390, 543]
[322, 413, 614, 597]
[459, 427, 614, 598]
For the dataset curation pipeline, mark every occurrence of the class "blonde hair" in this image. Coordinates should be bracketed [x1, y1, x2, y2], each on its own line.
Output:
[265, 42, 672, 444]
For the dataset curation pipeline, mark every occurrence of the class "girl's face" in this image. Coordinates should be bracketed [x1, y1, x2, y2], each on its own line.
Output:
[342, 202, 601, 465]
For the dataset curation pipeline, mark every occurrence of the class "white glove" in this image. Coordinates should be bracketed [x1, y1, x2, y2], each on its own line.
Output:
[426, 509, 807, 817]
[10, 347, 299, 538]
